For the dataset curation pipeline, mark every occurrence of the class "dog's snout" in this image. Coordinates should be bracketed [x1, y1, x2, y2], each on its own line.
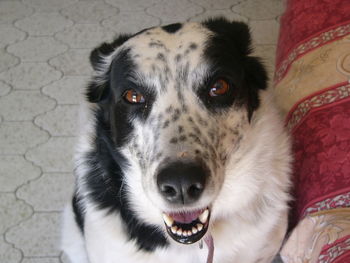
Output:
[157, 162, 208, 205]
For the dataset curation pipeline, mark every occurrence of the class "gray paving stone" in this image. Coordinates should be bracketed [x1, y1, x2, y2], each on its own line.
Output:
[0, 81, 11, 96]
[147, 0, 204, 24]
[23, 0, 78, 12]
[0, 155, 41, 192]
[61, 1, 118, 24]
[0, 62, 62, 90]
[106, 0, 161, 11]
[17, 173, 74, 212]
[22, 258, 60, 263]
[49, 49, 93, 76]
[0, 193, 32, 235]
[42, 76, 87, 105]
[35, 105, 79, 136]
[26, 137, 76, 172]
[0, 236, 22, 263]
[102, 11, 160, 34]
[55, 24, 114, 49]
[0, 90, 56, 121]
[0, 122, 49, 155]
[190, 0, 241, 10]
[0, 1, 33, 24]
[60, 252, 72, 263]
[250, 19, 280, 45]
[0, 49, 19, 73]
[15, 12, 73, 36]
[6, 213, 61, 257]
[7, 37, 68, 62]
[0, 25, 26, 49]
[190, 9, 248, 23]
[232, 0, 284, 20]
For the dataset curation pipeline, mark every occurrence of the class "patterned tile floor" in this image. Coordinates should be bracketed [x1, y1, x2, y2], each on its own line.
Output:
[0, 0, 285, 262]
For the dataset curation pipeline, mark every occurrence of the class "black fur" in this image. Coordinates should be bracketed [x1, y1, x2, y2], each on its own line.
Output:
[201, 17, 267, 120]
[162, 23, 182, 33]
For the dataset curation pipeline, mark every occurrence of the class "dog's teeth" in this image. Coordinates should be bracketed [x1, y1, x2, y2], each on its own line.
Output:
[176, 228, 183, 236]
[192, 227, 198, 234]
[197, 223, 203, 231]
[187, 230, 192, 236]
[199, 209, 209, 223]
[171, 226, 178, 234]
[183, 231, 188, 237]
[162, 213, 174, 227]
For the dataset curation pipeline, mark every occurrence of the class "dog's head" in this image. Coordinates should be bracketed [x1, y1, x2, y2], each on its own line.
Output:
[87, 18, 269, 245]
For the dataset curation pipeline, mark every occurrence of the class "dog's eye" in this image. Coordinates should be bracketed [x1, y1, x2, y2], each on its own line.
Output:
[209, 79, 230, 97]
[123, 89, 145, 104]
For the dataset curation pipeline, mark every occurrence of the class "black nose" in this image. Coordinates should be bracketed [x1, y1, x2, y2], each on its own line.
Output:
[157, 162, 208, 205]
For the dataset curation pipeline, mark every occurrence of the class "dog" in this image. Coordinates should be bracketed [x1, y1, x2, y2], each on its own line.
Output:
[62, 17, 291, 263]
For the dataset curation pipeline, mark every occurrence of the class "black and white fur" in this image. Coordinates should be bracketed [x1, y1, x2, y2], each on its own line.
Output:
[62, 18, 291, 263]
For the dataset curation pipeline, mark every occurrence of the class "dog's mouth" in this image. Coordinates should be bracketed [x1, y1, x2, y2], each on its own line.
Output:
[162, 208, 210, 244]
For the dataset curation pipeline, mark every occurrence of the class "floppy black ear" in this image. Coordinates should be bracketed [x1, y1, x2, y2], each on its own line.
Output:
[202, 17, 252, 56]
[87, 34, 131, 103]
[244, 56, 268, 120]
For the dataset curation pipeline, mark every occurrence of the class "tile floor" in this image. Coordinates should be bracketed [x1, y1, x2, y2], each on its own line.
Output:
[0, 0, 285, 262]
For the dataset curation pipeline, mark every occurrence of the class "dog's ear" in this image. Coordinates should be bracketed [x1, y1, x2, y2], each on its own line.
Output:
[87, 34, 131, 103]
[244, 56, 268, 120]
[202, 17, 252, 56]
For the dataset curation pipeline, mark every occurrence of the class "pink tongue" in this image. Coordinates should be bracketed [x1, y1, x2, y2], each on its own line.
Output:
[168, 209, 204, 224]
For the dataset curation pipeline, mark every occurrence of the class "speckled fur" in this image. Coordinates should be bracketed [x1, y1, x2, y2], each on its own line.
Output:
[62, 21, 292, 263]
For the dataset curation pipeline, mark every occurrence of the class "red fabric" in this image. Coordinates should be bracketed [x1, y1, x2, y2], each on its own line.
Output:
[275, 0, 350, 81]
[287, 84, 350, 225]
[318, 235, 350, 263]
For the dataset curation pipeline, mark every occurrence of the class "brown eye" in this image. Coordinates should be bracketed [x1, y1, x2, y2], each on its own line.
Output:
[123, 89, 145, 104]
[209, 79, 230, 97]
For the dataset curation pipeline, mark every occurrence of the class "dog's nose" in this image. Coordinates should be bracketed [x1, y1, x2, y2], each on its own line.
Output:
[157, 162, 208, 205]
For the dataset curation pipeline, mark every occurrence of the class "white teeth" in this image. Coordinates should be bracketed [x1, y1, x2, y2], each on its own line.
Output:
[171, 226, 178, 234]
[183, 231, 188, 237]
[187, 230, 192, 236]
[162, 213, 174, 227]
[197, 223, 203, 231]
[176, 228, 183, 236]
[199, 209, 209, 224]
[192, 227, 198, 234]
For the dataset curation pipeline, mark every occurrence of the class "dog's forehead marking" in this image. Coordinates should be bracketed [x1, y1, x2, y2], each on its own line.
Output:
[124, 23, 211, 84]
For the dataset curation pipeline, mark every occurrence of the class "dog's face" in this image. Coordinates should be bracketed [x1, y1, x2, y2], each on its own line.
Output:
[87, 18, 267, 245]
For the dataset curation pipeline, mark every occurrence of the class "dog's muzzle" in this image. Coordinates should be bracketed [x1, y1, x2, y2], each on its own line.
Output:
[157, 161, 210, 244]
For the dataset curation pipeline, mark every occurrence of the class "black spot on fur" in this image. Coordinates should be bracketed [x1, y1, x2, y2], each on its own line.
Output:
[149, 41, 165, 48]
[189, 43, 198, 50]
[171, 109, 181, 122]
[170, 137, 178, 144]
[175, 54, 182, 63]
[178, 125, 184, 133]
[166, 106, 173, 113]
[179, 135, 187, 142]
[162, 23, 182, 33]
[157, 53, 166, 62]
[163, 120, 170, 129]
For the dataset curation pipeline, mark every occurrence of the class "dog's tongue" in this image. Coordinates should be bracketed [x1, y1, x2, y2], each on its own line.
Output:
[168, 210, 203, 223]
